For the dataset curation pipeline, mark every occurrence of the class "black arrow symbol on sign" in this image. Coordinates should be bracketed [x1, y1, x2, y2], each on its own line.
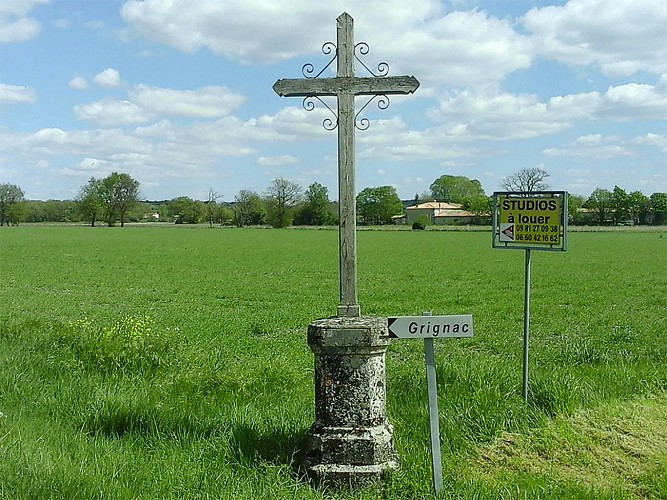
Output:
[502, 224, 514, 240]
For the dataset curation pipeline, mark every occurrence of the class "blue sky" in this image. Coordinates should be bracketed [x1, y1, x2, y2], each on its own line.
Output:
[1, 0, 665, 202]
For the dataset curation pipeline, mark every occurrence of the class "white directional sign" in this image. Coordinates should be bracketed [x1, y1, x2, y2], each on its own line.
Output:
[387, 315, 473, 339]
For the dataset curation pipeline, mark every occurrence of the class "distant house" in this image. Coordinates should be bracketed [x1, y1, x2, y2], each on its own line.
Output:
[398, 202, 477, 225]
[142, 212, 160, 222]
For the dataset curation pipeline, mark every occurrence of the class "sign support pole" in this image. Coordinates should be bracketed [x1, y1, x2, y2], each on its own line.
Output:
[522, 248, 531, 401]
[422, 311, 443, 496]
[387, 311, 472, 494]
[492, 192, 568, 402]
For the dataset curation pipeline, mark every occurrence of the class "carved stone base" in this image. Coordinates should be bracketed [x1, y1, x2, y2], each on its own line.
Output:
[303, 316, 398, 486]
[304, 422, 398, 486]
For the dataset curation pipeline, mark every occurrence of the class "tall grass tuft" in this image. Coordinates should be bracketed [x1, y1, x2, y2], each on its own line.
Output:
[57, 316, 173, 375]
[529, 372, 590, 417]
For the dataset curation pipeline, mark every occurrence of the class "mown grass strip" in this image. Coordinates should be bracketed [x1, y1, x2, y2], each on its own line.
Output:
[473, 394, 667, 499]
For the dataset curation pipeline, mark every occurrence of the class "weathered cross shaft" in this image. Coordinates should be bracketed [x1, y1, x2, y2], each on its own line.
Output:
[272, 12, 418, 317]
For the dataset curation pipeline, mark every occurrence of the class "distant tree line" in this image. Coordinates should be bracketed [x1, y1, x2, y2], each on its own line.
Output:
[574, 187, 667, 226]
[1, 166, 666, 227]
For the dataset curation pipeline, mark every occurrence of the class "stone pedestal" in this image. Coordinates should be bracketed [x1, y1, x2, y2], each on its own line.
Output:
[303, 316, 398, 486]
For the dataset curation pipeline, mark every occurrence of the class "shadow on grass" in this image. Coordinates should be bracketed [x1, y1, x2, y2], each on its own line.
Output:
[228, 423, 309, 469]
[81, 403, 217, 440]
[80, 399, 310, 472]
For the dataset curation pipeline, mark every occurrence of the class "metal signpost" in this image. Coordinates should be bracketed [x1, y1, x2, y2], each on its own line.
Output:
[492, 191, 568, 400]
[388, 312, 473, 496]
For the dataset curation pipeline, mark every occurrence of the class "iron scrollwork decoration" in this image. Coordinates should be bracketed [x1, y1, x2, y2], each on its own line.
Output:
[302, 42, 337, 79]
[301, 42, 339, 130]
[299, 40, 393, 131]
[354, 42, 389, 77]
[303, 95, 338, 131]
[354, 42, 391, 130]
[355, 94, 390, 131]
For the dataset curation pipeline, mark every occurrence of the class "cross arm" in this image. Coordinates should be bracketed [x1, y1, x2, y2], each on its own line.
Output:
[353, 76, 420, 96]
[273, 75, 419, 97]
[273, 78, 338, 97]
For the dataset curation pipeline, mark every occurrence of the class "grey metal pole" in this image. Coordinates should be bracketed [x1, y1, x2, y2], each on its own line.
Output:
[422, 311, 443, 496]
[522, 248, 531, 401]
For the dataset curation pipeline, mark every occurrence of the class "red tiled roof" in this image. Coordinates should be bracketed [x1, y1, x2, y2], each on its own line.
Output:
[406, 202, 463, 210]
[434, 210, 475, 218]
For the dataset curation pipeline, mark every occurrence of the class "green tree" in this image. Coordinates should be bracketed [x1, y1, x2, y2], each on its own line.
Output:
[167, 196, 203, 224]
[44, 200, 77, 222]
[218, 206, 234, 226]
[649, 192, 667, 225]
[411, 215, 431, 230]
[154, 202, 169, 222]
[356, 185, 403, 225]
[205, 188, 222, 228]
[23, 200, 46, 222]
[0, 183, 25, 226]
[7, 199, 27, 225]
[76, 177, 105, 226]
[98, 172, 140, 227]
[464, 195, 492, 224]
[610, 186, 629, 224]
[23, 200, 78, 223]
[234, 190, 265, 227]
[294, 182, 335, 226]
[264, 178, 302, 228]
[430, 175, 485, 204]
[586, 188, 613, 225]
[567, 193, 587, 224]
[627, 191, 649, 225]
[500, 166, 550, 192]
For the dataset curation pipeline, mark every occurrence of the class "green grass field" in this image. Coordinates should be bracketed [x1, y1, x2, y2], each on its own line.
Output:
[1, 226, 665, 499]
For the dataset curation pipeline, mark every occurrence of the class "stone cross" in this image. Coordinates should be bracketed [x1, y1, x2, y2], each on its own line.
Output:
[273, 12, 419, 318]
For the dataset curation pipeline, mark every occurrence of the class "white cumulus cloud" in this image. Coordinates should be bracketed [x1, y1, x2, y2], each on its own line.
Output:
[632, 133, 667, 152]
[428, 80, 667, 141]
[522, 0, 667, 76]
[120, 0, 532, 86]
[68, 76, 88, 90]
[74, 84, 248, 127]
[74, 99, 151, 127]
[0, 83, 37, 105]
[544, 134, 636, 160]
[130, 85, 246, 118]
[93, 68, 122, 88]
[0, 0, 48, 42]
[257, 155, 298, 167]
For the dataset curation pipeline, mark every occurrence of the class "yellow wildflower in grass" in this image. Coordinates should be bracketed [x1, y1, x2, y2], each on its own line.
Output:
[68, 315, 167, 373]
[102, 316, 157, 344]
